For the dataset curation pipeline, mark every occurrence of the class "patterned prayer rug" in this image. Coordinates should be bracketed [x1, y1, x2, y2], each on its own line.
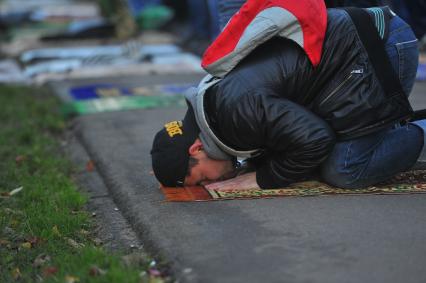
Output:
[60, 83, 194, 115]
[160, 170, 426, 202]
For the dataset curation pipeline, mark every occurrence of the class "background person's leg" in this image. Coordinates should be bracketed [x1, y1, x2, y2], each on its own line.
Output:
[187, 0, 210, 40]
[325, 0, 384, 8]
[217, 0, 245, 30]
[207, 0, 220, 39]
[390, 0, 426, 40]
[217, 0, 385, 31]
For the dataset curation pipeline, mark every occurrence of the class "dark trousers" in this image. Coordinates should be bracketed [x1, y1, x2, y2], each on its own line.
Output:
[325, 0, 383, 8]
[218, 0, 385, 30]
[390, 0, 426, 39]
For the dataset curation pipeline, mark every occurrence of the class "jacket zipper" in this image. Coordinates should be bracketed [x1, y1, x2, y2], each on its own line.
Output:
[320, 74, 353, 107]
[319, 68, 364, 107]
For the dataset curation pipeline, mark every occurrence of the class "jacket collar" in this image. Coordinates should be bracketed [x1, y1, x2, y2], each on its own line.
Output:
[185, 74, 262, 160]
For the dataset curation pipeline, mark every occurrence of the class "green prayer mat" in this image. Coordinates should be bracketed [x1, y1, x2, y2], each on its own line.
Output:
[61, 95, 185, 115]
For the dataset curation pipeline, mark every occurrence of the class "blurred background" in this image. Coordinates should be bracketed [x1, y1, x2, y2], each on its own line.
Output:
[0, 2, 424, 282]
[0, 0, 424, 111]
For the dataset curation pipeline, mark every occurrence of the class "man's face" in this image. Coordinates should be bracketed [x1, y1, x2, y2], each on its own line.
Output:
[184, 150, 235, 186]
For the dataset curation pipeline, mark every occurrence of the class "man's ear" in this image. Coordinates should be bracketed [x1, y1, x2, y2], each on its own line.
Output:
[188, 138, 203, 156]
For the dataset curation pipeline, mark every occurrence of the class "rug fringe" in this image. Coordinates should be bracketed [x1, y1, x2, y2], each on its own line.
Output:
[160, 185, 212, 201]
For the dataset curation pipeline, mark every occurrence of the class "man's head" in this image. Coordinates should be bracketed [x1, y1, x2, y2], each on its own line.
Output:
[183, 138, 235, 186]
[150, 106, 236, 187]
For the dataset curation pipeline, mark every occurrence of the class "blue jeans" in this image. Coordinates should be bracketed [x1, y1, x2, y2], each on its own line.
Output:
[320, 15, 422, 188]
[390, 0, 426, 39]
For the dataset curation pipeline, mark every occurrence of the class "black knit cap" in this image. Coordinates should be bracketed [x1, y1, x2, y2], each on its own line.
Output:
[150, 106, 200, 187]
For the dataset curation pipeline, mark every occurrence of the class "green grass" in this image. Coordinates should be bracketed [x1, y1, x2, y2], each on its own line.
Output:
[0, 85, 166, 282]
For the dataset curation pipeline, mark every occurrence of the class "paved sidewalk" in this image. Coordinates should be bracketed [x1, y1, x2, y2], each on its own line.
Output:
[70, 81, 426, 283]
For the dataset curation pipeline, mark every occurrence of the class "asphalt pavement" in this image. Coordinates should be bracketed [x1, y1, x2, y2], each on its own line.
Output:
[69, 78, 426, 283]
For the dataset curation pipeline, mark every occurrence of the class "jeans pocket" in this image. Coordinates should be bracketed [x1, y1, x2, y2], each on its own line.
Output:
[396, 39, 419, 95]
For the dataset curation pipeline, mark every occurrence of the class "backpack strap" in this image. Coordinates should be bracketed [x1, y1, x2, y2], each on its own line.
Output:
[412, 109, 426, 121]
[342, 7, 409, 101]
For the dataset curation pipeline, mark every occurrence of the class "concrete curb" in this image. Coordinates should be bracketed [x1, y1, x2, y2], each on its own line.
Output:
[70, 107, 426, 283]
[65, 131, 143, 252]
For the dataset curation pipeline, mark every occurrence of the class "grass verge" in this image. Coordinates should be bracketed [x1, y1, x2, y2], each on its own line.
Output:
[0, 85, 166, 282]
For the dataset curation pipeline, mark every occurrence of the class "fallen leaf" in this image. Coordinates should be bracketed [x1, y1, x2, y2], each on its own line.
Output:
[0, 187, 24, 199]
[0, 191, 10, 197]
[9, 187, 23, 196]
[149, 277, 166, 283]
[88, 265, 107, 277]
[3, 226, 15, 235]
[92, 237, 103, 246]
[27, 237, 42, 247]
[2, 227, 18, 242]
[43, 266, 58, 277]
[33, 254, 51, 268]
[10, 219, 20, 228]
[21, 242, 32, 249]
[11, 268, 21, 280]
[149, 268, 161, 277]
[121, 252, 149, 268]
[182, 268, 193, 274]
[0, 239, 11, 246]
[139, 271, 147, 278]
[65, 237, 84, 249]
[64, 275, 80, 283]
[79, 229, 89, 236]
[86, 160, 95, 172]
[15, 155, 26, 165]
[51, 226, 61, 237]
[4, 208, 23, 215]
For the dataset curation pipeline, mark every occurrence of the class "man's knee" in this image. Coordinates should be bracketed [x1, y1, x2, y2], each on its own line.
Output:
[320, 164, 365, 189]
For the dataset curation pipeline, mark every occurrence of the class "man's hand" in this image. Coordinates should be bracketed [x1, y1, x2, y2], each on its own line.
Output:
[205, 172, 259, 191]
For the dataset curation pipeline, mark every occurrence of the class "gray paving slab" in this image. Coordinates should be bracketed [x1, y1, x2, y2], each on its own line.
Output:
[72, 81, 426, 283]
[411, 82, 426, 110]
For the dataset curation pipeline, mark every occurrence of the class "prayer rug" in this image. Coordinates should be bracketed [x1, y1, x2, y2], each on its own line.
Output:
[69, 83, 194, 100]
[60, 83, 194, 115]
[61, 95, 185, 115]
[418, 55, 426, 81]
[160, 170, 426, 202]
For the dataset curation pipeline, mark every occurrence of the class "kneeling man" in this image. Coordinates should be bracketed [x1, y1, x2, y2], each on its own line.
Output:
[151, 5, 424, 191]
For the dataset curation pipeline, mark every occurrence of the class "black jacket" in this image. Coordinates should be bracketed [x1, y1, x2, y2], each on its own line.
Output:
[202, 9, 413, 189]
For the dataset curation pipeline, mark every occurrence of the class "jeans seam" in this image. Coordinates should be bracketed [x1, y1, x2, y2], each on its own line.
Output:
[388, 24, 410, 36]
[344, 141, 352, 170]
[351, 134, 395, 184]
[395, 39, 418, 84]
[397, 44, 404, 81]
[395, 39, 419, 45]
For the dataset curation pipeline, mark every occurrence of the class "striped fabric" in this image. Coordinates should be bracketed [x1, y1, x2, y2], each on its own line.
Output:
[367, 7, 386, 39]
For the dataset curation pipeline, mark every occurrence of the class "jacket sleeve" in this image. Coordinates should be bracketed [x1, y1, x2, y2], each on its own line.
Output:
[221, 92, 336, 189]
